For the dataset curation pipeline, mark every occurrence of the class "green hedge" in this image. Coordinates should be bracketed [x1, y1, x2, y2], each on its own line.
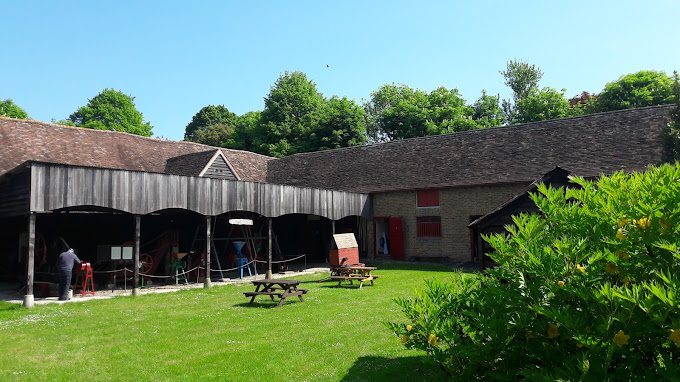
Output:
[388, 163, 680, 380]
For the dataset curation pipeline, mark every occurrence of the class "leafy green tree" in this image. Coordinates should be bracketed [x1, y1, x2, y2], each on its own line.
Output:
[310, 96, 367, 151]
[500, 59, 544, 103]
[184, 105, 237, 142]
[362, 83, 423, 143]
[225, 111, 260, 151]
[68, 89, 153, 136]
[499, 59, 544, 124]
[367, 85, 481, 141]
[191, 124, 234, 147]
[472, 90, 504, 128]
[0, 98, 29, 119]
[51, 118, 75, 126]
[590, 70, 675, 112]
[253, 71, 325, 157]
[513, 87, 578, 124]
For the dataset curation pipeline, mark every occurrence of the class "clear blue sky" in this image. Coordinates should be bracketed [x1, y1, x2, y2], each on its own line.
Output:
[1, 1, 678, 141]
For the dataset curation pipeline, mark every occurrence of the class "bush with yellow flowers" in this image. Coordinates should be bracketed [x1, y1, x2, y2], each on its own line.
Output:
[387, 163, 680, 380]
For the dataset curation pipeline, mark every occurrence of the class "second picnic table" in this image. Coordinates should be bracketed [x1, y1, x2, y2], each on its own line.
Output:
[330, 266, 381, 289]
[243, 279, 308, 307]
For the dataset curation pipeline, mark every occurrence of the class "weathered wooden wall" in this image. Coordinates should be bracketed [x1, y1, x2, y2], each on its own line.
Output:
[203, 156, 238, 180]
[28, 162, 371, 219]
[0, 167, 30, 217]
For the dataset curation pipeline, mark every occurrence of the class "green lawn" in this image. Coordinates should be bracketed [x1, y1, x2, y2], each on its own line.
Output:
[0, 263, 471, 382]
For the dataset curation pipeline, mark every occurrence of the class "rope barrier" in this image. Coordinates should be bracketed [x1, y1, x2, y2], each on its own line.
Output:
[82, 254, 307, 279]
[204, 259, 256, 273]
[254, 254, 306, 264]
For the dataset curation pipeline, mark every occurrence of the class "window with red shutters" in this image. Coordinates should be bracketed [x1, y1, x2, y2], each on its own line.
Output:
[417, 189, 439, 207]
[417, 216, 442, 237]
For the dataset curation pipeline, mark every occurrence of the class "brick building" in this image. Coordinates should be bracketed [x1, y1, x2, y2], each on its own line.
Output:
[267, 105, 672, 263]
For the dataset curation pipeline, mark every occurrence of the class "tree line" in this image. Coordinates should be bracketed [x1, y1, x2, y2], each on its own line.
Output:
[1, 61, 678, 158]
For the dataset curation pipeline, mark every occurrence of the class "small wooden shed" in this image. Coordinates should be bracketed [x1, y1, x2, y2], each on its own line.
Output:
[329, 233, 360, 266]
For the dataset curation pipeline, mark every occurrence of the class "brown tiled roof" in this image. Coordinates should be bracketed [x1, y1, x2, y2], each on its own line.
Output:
[164, 150, 219, 176]
[266, 106, 672, 193]
[0, 118, 272, 182]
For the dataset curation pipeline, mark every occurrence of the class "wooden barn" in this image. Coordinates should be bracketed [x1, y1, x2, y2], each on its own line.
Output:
[0, 118, 370, 307]
[0, 105, 673, 307]
[467, 167, 576, 269]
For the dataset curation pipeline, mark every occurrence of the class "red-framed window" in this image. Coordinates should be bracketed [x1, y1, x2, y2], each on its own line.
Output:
[417, 189, 439, 207]
[417, 216, 442, 237]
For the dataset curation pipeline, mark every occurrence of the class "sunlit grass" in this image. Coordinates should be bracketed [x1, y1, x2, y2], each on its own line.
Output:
[0, 263, 474, 381]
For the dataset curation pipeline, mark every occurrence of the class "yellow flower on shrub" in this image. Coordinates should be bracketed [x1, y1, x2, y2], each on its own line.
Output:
[605, 262, 618, 275]
[618, 219, 629, 227]
[616, 228, 627, 240]
[428, 333, 440, 346]
[670, 329, 680, 347]
[401, 335, 409, 343]
[613, 330, 630, 347]
[576, 264, 586, 273]
[547, 324, 559, 339]
[634, 217, 651, 230]
[406, 325, 412, 331]
[615, 250, 631, 260]
[557, 280, 565, 286]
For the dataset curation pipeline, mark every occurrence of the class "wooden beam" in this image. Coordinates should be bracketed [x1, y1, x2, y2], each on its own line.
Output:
[133, 215, 140, 296]
[266, 218, 272, 279]
[204, 216, 212, 288]
[23, 212, 36, 308]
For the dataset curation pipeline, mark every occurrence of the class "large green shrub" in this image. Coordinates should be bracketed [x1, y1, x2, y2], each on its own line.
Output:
[388, 164, 680, 380]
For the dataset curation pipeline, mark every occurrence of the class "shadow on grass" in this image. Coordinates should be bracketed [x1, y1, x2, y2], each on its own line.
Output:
[362, 261, 481, 274]
[232, 300, 305, 309]
[341, 355, 449, 382]
[316, 284, 376, 290]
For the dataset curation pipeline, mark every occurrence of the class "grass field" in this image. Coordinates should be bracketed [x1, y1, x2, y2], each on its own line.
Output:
[0, 263, 471, 381]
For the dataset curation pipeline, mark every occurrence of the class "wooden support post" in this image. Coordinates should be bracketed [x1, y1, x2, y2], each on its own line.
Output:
[204, 216, 212, 288]
[133, 215, 140, 296]
[23, 212, 36, 308]
[266, 218, 273, 279]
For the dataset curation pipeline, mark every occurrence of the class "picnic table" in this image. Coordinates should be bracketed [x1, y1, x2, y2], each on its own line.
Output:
[243, 279, 308, 307]
[329, 266, 381, 289]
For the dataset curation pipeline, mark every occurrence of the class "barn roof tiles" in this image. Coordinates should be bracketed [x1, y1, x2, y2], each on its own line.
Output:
[0, 105, 672, 193]
[266, 105, 672, 193]
[0, 118, 272, 183]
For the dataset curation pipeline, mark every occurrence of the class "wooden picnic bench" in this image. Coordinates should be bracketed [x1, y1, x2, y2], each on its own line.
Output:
[329, 266, 381, 289]
[243, 279, 308, 307]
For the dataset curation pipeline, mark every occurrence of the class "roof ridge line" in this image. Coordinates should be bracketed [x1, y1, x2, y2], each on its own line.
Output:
[278, 104, 674, 160]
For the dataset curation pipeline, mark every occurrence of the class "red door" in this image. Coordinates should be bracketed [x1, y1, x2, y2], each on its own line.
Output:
[389, 217, 404, 259]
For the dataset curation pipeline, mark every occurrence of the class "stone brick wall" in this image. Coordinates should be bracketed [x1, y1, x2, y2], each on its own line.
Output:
[372, 182, 529, 263]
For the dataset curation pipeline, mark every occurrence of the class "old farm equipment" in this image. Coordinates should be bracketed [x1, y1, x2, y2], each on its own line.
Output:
[74, 262, 95, 297]
[96, 230, 180, 287]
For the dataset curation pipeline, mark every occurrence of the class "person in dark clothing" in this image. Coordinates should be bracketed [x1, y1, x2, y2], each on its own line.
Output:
[56, 248, 81, 300]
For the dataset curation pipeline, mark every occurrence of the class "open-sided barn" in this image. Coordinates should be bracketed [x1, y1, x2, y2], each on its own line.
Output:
[0, 105, 672, 306]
